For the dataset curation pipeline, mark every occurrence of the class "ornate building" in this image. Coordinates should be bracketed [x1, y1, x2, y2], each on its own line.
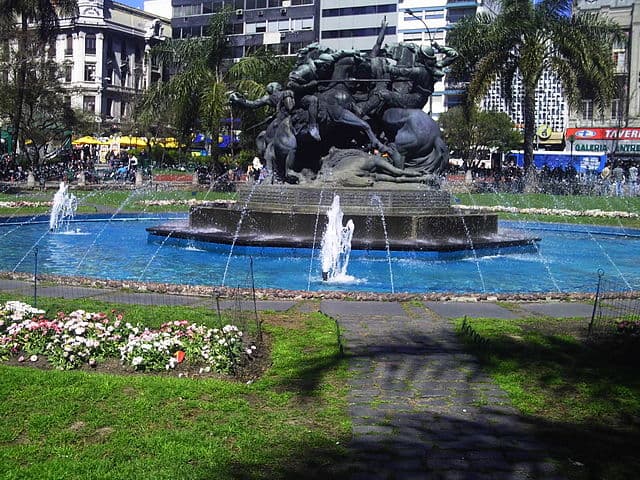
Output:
[55, 0, 171, 127]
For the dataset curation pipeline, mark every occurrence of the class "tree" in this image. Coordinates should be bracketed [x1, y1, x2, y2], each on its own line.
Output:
[439, 105, 522, 170]
[135, 9, 291, 164]
[0, 0, 77, 156]
[446, 0, 623, 187]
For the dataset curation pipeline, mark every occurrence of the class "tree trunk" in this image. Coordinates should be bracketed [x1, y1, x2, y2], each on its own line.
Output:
[522, 81, 537, 193]
[11, 16, 28, 158]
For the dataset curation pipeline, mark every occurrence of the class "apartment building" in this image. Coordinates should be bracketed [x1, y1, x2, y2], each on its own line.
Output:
[318, 1, 397, 52]
[171, 0, 318, 58]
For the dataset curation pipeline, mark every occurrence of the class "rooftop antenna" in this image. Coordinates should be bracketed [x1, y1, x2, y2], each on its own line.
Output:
[405, 8, 434, 44]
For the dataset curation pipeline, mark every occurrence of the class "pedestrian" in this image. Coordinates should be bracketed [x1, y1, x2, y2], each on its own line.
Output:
[612, 162, 625, 197]
[628, 163, 638, 196]
[600, 162, 612, 195]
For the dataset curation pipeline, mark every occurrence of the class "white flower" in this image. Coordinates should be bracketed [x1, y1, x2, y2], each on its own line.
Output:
[132, 356, 144, 366]
[30, 355, 38, 362]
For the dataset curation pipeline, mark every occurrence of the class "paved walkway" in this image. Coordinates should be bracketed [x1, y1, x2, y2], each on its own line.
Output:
[321, 300, 568, 480]
[0, 279, 595, 479]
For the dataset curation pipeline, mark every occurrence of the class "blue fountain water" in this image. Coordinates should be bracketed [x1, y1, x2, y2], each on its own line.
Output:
[0, 213, 639, 294]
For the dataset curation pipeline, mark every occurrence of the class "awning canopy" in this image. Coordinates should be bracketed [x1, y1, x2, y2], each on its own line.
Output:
[72, 135, 103, 145]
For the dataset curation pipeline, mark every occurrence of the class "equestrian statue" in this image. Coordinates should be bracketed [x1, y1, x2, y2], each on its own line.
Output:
[228, 18, 458, 186]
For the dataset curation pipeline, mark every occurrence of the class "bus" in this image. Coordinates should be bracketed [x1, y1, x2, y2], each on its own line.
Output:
[506, 150, 607, 173]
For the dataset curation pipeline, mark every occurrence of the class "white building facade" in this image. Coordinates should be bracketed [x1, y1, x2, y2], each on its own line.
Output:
[395, 0, 479, 118]
[55, 0, 171, 127]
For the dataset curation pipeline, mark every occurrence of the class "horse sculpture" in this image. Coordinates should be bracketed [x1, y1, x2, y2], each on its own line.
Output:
[229, 25, 457, 185]
[380, 108, 449, 175]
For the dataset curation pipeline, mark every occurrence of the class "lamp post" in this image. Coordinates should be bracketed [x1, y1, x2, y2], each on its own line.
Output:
[405, 9, 435, 114]
[405, 9, 433, 43]
[568, 134, 575, 170]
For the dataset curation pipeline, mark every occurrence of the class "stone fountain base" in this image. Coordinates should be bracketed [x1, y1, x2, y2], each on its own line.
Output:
[146, 184, 539, 253]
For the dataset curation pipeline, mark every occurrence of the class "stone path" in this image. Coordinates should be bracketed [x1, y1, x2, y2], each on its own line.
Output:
[321, 300, 564, 480]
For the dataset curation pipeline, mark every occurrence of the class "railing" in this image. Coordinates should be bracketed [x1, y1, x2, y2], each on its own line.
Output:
[588, 270, 640, 339]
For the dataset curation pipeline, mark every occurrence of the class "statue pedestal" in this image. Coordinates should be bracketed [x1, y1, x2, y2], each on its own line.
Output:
[135, 171, 143, 186]
[77, 171, 86, 187]
[192, 172, 199, 186]
[26, 172, 35, 189]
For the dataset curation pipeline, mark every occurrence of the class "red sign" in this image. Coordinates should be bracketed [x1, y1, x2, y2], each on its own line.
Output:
[566, 127, 640, 140]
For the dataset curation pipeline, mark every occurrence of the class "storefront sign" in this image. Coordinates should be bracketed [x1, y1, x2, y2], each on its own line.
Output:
[566, 127, 640, 140]
[575, 143, 608, 152]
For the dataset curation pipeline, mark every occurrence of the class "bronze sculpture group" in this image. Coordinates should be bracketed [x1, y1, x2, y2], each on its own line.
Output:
[229, 21, 458, 186]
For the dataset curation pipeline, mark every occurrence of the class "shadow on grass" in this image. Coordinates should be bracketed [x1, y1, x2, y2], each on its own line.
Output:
[459, 325, 640, 479]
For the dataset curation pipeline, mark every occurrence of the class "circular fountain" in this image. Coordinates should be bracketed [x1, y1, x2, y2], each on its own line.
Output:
[146, 183, 538, 254]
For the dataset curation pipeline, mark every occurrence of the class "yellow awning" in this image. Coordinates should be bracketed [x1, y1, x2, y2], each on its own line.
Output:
[118, 136, 148, 147]
[72, 135, 101, 145]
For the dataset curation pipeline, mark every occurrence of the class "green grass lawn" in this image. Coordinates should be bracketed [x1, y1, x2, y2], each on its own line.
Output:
[0, 190, 236, 216]
[455, 316, 640, 480]
[2, 189, 639, 227]
[0, 298, 351, 480]
[454, 193, 640, 228]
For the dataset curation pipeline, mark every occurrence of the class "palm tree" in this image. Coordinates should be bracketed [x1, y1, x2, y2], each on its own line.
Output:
[447, 0, 623, 187]
[1, 0, 78, 157]
[136, 9, 290, 162]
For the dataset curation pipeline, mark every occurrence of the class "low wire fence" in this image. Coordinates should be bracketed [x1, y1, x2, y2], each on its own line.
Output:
[0, 251, 263, 343]
[588, 271, 640, 341]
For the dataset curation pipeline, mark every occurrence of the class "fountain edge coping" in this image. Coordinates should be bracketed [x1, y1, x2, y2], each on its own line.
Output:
[1, 270, 627, 303]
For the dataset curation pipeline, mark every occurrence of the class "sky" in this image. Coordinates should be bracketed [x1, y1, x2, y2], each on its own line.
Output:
[118, 0, 145, 10]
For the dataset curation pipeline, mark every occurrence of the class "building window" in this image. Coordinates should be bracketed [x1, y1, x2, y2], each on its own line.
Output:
[64, 64, 72, 82]
[611, 99, 621, 120]
[48, 39, 56, 58]
[582, 99, 593, 121]
[84, 63, 96, 82]
[246, 21, 266, 33]
[245, 0, 266, 8]
[65, 35, 73, 56]
[324, 4, 396, 17]
[613, 50, 626, 74]
[268, 19, 289, 32]
[292, 17, 313, 31]
[288, 41, 304, 55]
[85, 34, 96, 55]
[322, 26, 396, 39]
[83, 96, 96, 113]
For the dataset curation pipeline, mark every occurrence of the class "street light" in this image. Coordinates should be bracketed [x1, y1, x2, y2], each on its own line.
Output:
[568, 134, 575, 170]
[405, 9, 435, 114]
[405, 9, 433, 43]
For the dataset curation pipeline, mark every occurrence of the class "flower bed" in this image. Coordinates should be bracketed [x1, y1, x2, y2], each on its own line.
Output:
[153, 173, 193, 182]
[0, 301, 255, 375]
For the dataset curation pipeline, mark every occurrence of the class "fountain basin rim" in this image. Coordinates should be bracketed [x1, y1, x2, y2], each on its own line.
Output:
[146, 226, 540, 252]
[3, 270, 633, 302]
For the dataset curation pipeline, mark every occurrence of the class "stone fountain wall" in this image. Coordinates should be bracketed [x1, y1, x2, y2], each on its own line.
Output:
[184, 184, 502, 251]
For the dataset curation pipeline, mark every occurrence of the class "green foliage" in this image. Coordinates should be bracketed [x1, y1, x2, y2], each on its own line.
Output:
[447, 0, 623, 176]
[136, 9, 290, 162]
[439, 105, 522, 169]
[0, 0, 78, 156]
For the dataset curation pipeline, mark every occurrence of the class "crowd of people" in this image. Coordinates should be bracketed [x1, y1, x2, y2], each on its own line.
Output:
[3, 145, 640, 197]
[453, 160, 640, 196]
